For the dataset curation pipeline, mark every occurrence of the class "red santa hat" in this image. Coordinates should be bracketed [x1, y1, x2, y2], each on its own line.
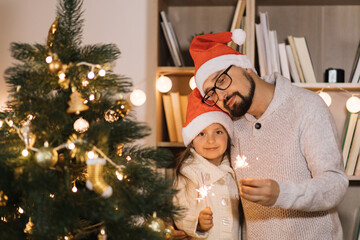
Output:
[182, 88, 233, 146]
[189, 29, 254, 96]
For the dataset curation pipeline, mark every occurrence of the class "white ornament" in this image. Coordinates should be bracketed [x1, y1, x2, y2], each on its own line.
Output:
[73, 117, 89, 133]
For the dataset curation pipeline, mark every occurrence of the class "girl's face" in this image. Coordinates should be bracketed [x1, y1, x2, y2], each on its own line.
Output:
[193, 123, 228, 166]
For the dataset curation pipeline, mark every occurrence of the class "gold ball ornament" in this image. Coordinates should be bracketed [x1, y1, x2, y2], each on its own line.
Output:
[145, 212, 166, 233]
[48, 59, 63, 74]
[164, 224, 175, 239]
[34, 147, 58, 168]
[0, 190, 8, 207]
[114, 99, 130, 117]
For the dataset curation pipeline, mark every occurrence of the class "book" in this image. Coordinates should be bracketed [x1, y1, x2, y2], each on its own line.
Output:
[162, 94, 177, 142]
[345, 116, 360, 175]
[160, 11, 183, 67]
[287, 35, 305, 83]
[259, 12, 272, 76]
[278, 43, 290, 80]
[160, 22, 180, 67]
[244, 0, 255, 65]
[342, 112, 359, 167]
[255, 24, 267, 77]
[269, 30, 281, 74]
[228, 0, 246, 50]
[351, 55, 360, 83]
[179, 95, 188, 126]
[170, 92, 183, 142]
[350, 41, 360, 83]
[354, 154, 360, 176]
[293, 36, 317, 83]
[168, 22, 185, 66]
[285, 44, 300, 83]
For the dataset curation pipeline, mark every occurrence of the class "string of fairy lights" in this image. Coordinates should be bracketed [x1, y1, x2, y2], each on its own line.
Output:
[156, 74, 360, 113]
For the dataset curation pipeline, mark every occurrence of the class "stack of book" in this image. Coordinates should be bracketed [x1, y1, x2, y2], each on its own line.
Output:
[256, 12, 317, 84]
[350, 41, 360, 83]
[160, 11, 184, 67]
[162, 92, 188, 143]
[342, 112, 360, 176]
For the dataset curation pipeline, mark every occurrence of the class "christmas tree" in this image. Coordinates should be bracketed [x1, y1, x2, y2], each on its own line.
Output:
[0, 0, 177, 239]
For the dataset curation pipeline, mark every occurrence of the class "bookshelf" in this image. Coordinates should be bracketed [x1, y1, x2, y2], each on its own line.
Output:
[154, 1, 360, 237]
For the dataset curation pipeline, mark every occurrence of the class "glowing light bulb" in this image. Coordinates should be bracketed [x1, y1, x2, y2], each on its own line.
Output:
[49, 193, 55, 198]
[87, 151, 95, 159]
[22, 149, 29, 157]
[346, 96, 360, 113]
[126, 156, 131, 162]
[89, 94, 95, 101]
[18, 207, 24, 214]
[189, 76, 196, 90]
[318, 91, 332, 107]
[72, 184, 78, 193]
[116, 170, 124, 181]
[58, 72, 66, 80]
[99, 69, 106, 77]
[87, 71, 95, 79]
[0, 120, 3, 128]
[67, 142, 75, 150]
[45, 56, 53, 63]
[156, 75, 172, 93]
[130, 89, 146, 106]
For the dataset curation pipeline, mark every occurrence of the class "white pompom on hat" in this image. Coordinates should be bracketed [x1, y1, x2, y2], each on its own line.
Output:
[189, 29, 254, 96]
[182, 88, 233, 146]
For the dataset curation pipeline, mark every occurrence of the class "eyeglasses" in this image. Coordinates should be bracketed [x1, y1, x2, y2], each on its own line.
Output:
[202, 65, 233, 106]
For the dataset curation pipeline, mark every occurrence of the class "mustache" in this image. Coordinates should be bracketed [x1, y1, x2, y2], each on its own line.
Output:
[224, 92, 245, 106]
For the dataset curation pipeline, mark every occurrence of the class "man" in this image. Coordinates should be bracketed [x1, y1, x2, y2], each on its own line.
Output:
[188, 29, 349, 239]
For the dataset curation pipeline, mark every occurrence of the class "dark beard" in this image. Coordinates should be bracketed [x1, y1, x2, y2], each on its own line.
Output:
[224, 73, 255, 118]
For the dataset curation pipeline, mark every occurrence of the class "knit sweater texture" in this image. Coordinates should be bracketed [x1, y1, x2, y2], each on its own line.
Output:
[231, 73, 349, 240]
[173, 149, 241, 240]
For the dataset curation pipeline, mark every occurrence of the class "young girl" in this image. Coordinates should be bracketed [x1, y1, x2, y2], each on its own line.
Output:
[173, 88, 241, 240]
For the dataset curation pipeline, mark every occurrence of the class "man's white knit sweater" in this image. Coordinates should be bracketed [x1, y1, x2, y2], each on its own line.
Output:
[231, 74, 349, 240]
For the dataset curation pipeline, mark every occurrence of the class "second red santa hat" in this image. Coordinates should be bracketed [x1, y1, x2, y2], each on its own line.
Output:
[182, 88, 233, 146]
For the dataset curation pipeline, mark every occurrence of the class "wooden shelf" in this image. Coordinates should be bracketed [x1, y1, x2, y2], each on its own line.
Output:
[257, 0, 360, 5]
[348, 176, 360, 181]
[157, 142, 185, 148]
[293, 83, 360, 91]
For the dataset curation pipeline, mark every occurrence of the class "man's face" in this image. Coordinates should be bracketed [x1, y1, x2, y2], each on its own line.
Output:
[202, 66, 255, 118]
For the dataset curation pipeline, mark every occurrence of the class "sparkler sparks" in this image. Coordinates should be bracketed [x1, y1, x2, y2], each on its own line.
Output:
[234, 154, 248, 169]
[196, 184, 213, 202]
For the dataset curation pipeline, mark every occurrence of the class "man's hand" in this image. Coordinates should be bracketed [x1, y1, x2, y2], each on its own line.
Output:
[197, 206, 213, 232]
[239, 178, 280, 206]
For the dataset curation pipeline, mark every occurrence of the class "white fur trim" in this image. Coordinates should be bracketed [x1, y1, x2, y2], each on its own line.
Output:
[232, 29, 246, 46]
[182, 111, 234, 146]
[86, 158, 106, 165]
[101, 186, 113, 198]
[195, 54, 254, 96]
[86, 180, 93, 190]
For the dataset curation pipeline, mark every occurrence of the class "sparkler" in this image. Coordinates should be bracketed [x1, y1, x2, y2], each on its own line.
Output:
[196, 173, 213, 204]
[234, 154, 248, 169]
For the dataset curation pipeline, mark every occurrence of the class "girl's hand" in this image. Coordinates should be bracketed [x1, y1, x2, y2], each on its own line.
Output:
[197, 206, 213, 232]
